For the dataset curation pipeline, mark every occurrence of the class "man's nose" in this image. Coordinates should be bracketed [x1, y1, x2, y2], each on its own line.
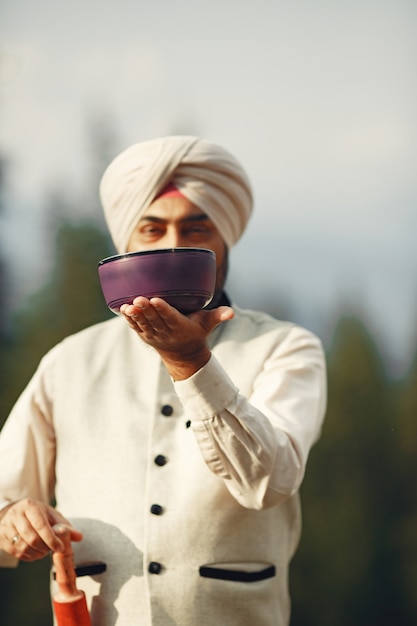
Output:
[164, 230, 188, 248]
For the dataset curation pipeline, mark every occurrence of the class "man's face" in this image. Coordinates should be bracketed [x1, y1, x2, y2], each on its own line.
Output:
[127, 195, 228, 297]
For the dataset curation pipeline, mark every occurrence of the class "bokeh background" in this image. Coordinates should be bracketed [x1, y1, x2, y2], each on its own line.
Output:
[1, 1, 416, 624]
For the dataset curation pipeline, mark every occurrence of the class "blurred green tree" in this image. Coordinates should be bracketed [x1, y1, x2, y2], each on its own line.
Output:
[290, 315, 410, 626]
[394, 349, 417, 621]
[1, 115, 118, 422]
[4, 219, 113, 420]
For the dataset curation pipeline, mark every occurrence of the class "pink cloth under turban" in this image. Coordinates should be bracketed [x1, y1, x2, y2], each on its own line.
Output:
[99, 135, 253, 253]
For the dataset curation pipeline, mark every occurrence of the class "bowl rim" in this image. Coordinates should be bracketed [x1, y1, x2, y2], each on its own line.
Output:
[98, 247, 215, 267]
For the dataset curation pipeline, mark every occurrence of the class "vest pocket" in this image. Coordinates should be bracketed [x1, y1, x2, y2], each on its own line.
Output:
[199, 562, 276, 583]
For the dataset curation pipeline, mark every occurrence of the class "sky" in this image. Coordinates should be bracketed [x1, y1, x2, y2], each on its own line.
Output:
[0, 0, 416, 375]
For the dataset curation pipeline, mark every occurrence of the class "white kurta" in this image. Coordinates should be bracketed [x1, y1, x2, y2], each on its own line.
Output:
[0, 305, 326, 625]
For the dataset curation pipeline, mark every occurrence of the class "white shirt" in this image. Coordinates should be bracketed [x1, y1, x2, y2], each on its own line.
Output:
[0, 305, 326, 625]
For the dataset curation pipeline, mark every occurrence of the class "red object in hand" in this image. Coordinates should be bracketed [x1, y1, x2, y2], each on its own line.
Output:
[52, 525, 92, 626]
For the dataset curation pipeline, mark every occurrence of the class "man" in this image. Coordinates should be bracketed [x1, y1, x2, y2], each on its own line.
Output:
[0, 135, 326, 625]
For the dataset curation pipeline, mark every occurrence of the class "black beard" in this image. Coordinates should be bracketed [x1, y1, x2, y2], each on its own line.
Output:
[204, 247, 230, 309]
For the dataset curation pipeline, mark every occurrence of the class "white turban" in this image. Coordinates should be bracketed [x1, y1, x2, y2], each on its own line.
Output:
[99, 135, 253, 253]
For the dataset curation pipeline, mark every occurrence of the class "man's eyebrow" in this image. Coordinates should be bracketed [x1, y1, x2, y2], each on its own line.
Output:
[139, 213, 210, 224]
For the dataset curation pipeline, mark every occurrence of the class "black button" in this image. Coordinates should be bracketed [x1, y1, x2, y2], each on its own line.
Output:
[154, 454, 167, 467]
[185, 420, 191, 429]
[150, 504, 163, 515]
[161, 404, 173, 416]
[148, 561, 162, 575]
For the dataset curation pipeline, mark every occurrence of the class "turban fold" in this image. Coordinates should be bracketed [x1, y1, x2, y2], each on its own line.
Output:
[99, 135, 253, 253]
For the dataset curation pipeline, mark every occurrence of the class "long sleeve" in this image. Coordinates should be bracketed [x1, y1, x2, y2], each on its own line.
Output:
[0, 348, 58, 566]
[174, 324, 326, 510]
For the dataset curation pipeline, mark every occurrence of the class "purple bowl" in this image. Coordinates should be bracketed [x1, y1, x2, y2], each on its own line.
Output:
[98, 247, 216, 314]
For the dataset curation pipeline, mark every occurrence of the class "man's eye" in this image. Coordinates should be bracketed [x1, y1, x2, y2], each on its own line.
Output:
[188, 225, 209, 234]
[143, 226, 163, 235]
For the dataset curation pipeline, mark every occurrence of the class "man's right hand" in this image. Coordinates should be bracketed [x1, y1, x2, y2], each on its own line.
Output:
[120, 296, 234, 380]
[0, 498, 83, 561]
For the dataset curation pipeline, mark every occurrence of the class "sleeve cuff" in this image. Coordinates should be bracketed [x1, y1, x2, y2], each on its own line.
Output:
[174, 354, 238, 421]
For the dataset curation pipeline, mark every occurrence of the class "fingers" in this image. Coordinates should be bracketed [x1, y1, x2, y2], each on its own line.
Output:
[0, 499, 83, 561]
[120, 298, 234, 349]
[121, 298, 233, 332]
[4, 500, 63, 560]
[216, 305, 235, 323]
[120, 297, 175, 335]
[53, 521, 83, 546]
[197, 305, 234, 330]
